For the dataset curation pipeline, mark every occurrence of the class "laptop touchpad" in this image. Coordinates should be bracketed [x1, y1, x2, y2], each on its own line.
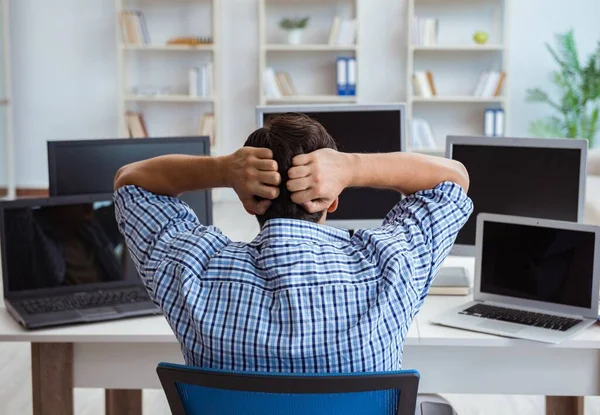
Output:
[79, 308, 118, 318]
[478, 320, 524, 333]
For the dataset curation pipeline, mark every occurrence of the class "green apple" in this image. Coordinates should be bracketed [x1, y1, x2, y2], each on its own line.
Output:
[473, 31, 489, 45]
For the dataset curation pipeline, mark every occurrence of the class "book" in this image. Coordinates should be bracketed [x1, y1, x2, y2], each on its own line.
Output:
[473, 72, 489, 96]
[125, 112, 148, 138]
[474, 71, 506, 97]
[328, 16, 342, 45]
[337, 19, 357, 46]
[347, 57, 357, 96]
[413, 71, 433, 98]
[336, 57, 348, 96]
[282, 72, 296, 95]
[411, 118, 437, 150]
[200, 63, 213, 97]
[412, 17, 438, 46]
[263, 68, 281, 98]
[428, 286, 471, 296]
[484, 108, 495, 137]
[188, 68, 199, 97]
[494, 108, 505, 137]
[275, 72, 295, 96]
[493, 72, 506, 96]
[425, 71, 437, 96]
[119, 11, 149, 44]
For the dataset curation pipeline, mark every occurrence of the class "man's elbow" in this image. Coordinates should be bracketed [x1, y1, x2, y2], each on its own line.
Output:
[114, 165, 131, 191]
[453, 161, 470, 193]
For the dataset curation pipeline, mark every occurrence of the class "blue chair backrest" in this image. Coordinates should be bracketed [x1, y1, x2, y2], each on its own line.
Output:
[157, 362, 420, 415]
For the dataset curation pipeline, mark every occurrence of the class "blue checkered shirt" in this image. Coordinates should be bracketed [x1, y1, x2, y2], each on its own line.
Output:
[115, 182, 472, 372]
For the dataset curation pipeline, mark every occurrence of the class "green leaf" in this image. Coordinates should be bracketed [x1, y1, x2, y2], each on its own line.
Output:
[528, 117, 564, 138]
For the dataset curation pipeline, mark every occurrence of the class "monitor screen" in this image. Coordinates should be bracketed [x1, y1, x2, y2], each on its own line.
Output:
[260, 107, 404, 224]
[480, 220, 595, 309]
[47, 137, 212, 225]
[1, 197, 138, 293]
[450, 140, 583, 251]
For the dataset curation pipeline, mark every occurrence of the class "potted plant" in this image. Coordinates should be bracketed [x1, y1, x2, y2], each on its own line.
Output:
[526, 30, 600, 147]
[279, 17, 310, 45]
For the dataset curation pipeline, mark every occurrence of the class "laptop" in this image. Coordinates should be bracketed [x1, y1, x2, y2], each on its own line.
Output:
[432, 213, 600, 343]
[0, 194, 160, 329]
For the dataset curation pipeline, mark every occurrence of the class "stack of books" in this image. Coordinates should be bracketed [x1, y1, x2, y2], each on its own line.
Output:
[198, 113, 215, 145]
[473, 71, 506, 97]
[189, 63, 213, 97]
[328, 17, 357, 46]
[412, 17, 438, 46]
[263, 68, 296, 98]
[411, 119, 437, 150]
[119, 11, 150, 44]
[412, 71, 437, 98]
[125, 112, 148, 138]
[336, 57, 357, 96]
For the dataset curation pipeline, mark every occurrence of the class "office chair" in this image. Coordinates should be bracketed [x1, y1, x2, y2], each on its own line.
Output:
[157, 362, 421, 415]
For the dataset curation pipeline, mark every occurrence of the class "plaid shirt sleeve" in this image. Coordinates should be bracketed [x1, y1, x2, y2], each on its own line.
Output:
[113, 185, 228, 296]
[352, 181, 473, 307]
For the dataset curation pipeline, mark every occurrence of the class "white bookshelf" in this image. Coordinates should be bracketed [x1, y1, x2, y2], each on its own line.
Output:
[0, 0, 13, 197]
[258, 0, 359, 107]
[115, 0, 221, 154]
[406, 0, 509, 154]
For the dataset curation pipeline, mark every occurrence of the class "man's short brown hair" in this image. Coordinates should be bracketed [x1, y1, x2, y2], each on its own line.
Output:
[244, 113, 337, 226]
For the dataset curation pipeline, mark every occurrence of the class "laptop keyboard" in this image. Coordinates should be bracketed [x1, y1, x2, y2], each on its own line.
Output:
[460, 303, 582, 332]
[21, 288, 151, 315]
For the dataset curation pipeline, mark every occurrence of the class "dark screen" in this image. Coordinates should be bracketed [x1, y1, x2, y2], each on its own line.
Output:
[480, 221, 594, 308]
[48, 138, 211, 225]
[264, 110, 403, 220]
[452, 144, 581, 247]
[3, 200, 138, 293]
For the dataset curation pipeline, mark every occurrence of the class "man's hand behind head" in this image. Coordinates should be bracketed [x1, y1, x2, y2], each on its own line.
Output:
[287, 148, 350, 214]
[226, 147, 281, 215]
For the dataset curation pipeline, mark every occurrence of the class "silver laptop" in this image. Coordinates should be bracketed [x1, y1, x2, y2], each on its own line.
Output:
[432, 213, 600, 343]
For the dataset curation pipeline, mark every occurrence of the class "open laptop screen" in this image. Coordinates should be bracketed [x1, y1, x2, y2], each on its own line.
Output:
[480, 221, 595, 309]
[1, 196, 138, 294]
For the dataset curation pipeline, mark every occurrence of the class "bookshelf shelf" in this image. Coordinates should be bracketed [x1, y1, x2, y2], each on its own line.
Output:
[406, 0, 509, 150]
[116, 0, 220, 154]
[266, 95, 357, 104]
[121, 44, 215, 51]
[258, 0, 359, 106]
[411, 96, 505, 103]
[411, 44, 505, 52]
[264, 44, 358, 52]
[125, 95, 214, 103]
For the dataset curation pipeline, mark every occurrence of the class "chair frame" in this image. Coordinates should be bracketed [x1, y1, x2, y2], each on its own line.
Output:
[157, 363, 420, 415]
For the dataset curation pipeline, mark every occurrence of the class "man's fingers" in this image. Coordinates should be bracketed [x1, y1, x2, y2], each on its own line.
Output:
[252, 184, 280, 200]
[288, 165, 311, 179]
[287, 177, 313, 193]
[250, 147, 274, 159]
[292, 153, 311, 166]
[302, 200, 329, 214]
[255, 159, 278, 171]
[290, 189, 316, 205]
[259, 171, 281, 186]
[244, 199, 271, 215]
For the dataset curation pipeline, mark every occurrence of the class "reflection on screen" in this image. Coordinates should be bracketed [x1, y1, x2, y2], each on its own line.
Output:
[480, 221, 595, 308]
[3, 200, 135, 292]
[264, 110, 403, 220]
[451, 144, 581, 247]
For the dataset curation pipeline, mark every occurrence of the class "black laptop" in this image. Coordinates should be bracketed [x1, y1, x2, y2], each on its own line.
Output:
[0, 193, 160, 329]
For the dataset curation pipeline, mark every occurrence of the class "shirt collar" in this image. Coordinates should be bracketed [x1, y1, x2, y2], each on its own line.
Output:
[251, 218, 350, 245]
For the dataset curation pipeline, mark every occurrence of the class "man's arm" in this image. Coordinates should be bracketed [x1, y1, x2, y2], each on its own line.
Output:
[114, 147, 281, 214]
[287, 150, 469, 213]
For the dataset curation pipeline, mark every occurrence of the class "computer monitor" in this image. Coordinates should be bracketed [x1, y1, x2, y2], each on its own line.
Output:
[256, 104, 406, 229]
[447, 136, 587, 256]
[47, 137, 213, 225]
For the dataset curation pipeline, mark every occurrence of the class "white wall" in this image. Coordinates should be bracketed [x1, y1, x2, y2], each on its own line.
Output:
[506, 0, 599, 138]
[6, 0, 600, 188]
